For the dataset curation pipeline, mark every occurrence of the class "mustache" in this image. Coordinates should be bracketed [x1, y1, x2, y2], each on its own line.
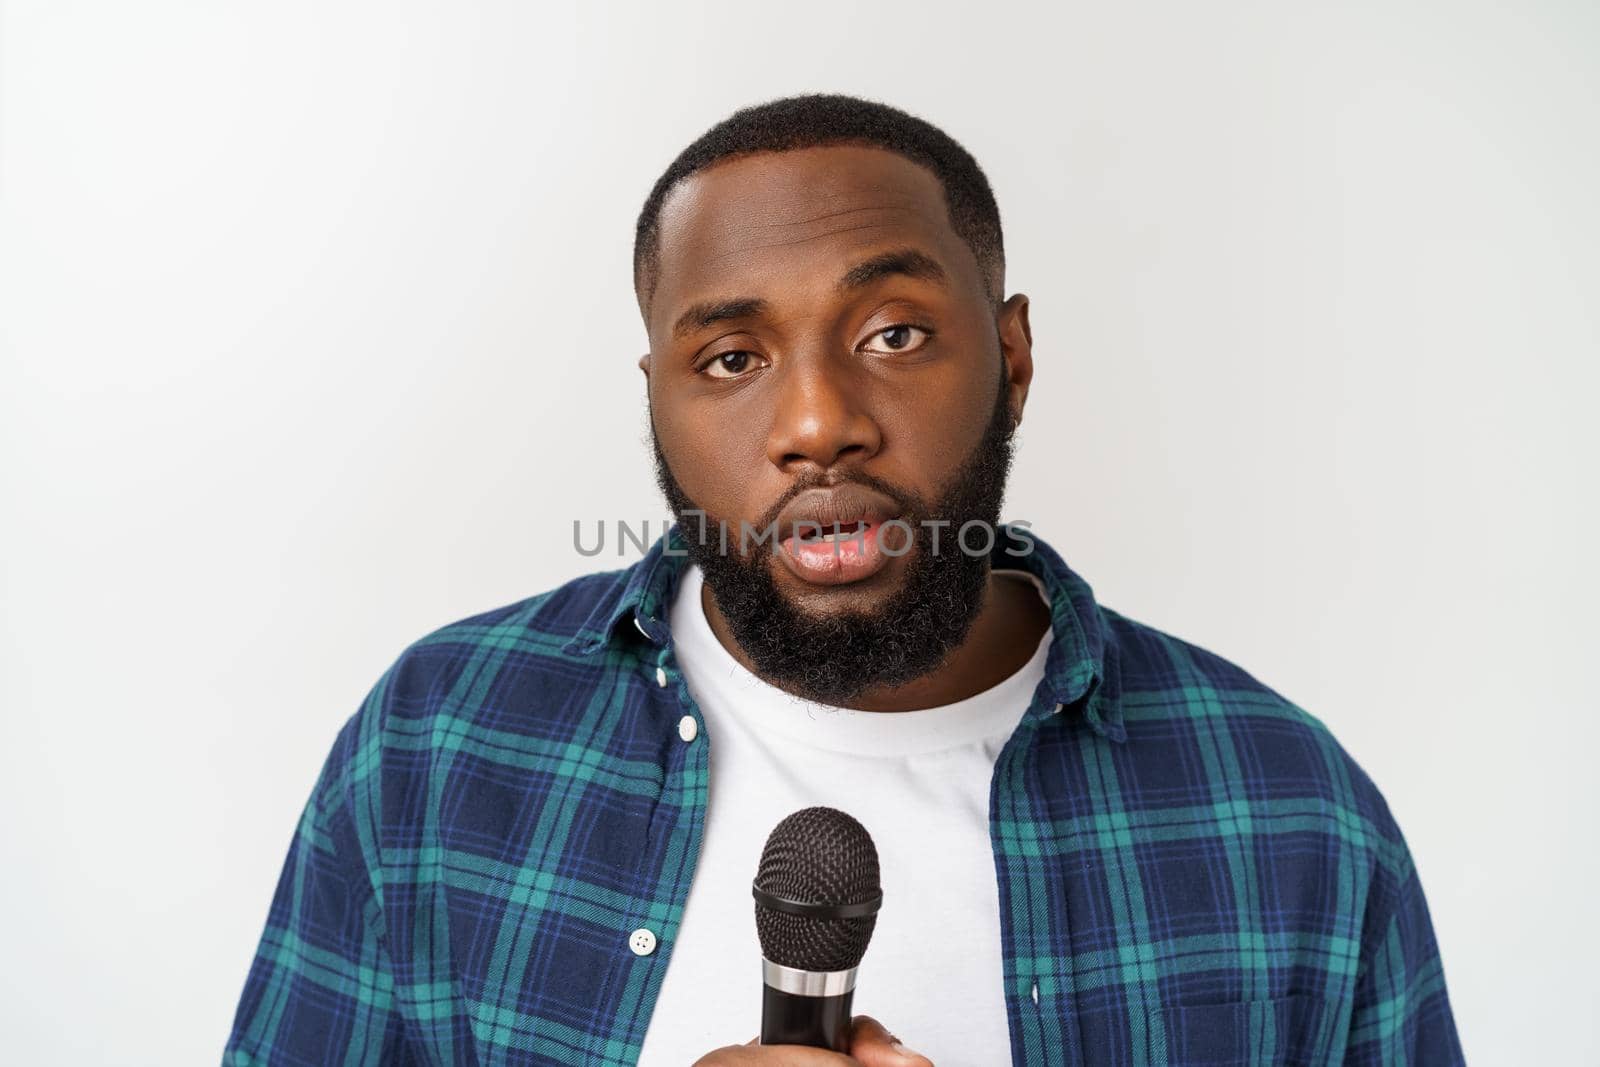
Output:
[754, 472, 920, 538]
[648, 444, 924, 550]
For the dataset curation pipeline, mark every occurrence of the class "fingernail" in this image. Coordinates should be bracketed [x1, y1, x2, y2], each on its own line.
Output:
[890, 1040, 924, 1060]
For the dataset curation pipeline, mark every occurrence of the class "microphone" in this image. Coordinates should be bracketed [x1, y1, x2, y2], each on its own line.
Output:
[752, 806, 883, 1052]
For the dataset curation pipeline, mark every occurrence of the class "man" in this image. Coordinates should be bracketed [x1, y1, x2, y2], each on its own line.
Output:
[226, 95, 1464, 1066]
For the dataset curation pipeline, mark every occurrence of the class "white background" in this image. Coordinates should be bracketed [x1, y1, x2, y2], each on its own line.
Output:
[2, 2, 1595, 1063]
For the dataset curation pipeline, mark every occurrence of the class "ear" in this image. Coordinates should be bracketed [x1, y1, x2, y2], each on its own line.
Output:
[997, 294, 1034, 428]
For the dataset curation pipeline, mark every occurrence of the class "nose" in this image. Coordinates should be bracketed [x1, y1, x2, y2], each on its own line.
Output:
[765, 353, 882, 474]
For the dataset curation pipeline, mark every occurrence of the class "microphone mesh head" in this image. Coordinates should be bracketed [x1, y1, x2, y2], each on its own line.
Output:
[754, 806, 881, 972]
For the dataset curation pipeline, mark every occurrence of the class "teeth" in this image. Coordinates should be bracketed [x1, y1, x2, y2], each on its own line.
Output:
[802, 520, 867, 542]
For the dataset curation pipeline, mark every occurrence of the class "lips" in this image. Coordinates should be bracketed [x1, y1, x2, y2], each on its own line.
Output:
[773, 485, 903, 587]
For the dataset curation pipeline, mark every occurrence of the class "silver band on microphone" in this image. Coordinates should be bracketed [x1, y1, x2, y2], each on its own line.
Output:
[761, 958, 859, 997]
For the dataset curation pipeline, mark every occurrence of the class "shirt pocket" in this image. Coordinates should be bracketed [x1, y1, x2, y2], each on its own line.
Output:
[1154, 993, 1334, 1066]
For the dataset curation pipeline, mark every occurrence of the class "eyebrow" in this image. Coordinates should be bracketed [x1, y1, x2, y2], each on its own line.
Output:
[836, 248, 948, 292]
[672, 297, 769, 341]
[670, 248, 948, 341]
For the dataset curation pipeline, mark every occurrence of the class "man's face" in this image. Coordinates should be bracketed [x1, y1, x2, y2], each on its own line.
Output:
[642, 144, 1034, 704]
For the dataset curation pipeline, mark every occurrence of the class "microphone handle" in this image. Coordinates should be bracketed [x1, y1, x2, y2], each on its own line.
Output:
[760, 984, 854, 1051]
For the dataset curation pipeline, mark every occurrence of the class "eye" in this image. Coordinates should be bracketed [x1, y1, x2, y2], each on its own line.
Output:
[860, 324, 931, 356]
[701, 350, 765, 380]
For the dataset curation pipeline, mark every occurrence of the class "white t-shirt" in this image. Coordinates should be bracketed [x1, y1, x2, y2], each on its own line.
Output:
[636, 562, 1055, 1066]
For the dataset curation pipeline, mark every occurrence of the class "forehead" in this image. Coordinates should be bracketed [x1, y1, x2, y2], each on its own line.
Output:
[647, 144, 983, 335]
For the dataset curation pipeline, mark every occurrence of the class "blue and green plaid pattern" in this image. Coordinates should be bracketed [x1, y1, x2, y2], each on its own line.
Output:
[226, 523, 1462, 1065]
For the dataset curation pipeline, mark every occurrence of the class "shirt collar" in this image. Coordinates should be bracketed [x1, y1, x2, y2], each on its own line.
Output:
[562, 521, 1125, 743]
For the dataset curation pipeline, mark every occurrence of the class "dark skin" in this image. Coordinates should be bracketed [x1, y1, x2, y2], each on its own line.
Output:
[642, 145, 1039, 1059]
[640, 144, 1049, 714]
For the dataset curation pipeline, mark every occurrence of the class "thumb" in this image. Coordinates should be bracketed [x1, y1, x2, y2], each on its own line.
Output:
[847, 1015, 934, 1067]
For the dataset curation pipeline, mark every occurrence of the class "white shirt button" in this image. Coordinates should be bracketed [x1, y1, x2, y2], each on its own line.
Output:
[655, 667, 668, 688]
[677, 715, 698, 743]
[629, 928, 657, 956]
[633, 616, 652, 639]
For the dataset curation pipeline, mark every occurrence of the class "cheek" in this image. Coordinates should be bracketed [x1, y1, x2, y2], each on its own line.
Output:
[880, 366, 991, 472]
[656, 396, 771, 515]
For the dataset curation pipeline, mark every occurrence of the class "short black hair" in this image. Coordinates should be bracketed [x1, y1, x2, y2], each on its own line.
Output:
[633, 93, 1005, 312]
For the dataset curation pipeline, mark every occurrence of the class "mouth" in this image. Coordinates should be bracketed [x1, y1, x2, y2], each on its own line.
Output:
[777, 516, 901, 586]
[768, 482, 907, 588]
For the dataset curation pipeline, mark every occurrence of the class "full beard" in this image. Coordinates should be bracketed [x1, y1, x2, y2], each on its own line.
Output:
[650, 366, 1017, 707]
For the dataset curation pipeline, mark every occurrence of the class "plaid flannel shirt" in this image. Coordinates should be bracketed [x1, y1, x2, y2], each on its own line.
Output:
[226, 523, 1463, 1065]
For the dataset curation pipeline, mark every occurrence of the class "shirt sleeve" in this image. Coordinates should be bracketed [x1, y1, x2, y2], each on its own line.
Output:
[223, 711, 408, 1065]
[1343, 830, 1466, 1065]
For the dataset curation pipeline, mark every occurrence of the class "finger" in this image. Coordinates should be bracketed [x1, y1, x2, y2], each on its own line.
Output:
[848, 1015, 934, 1067]
[694, 1042, 859, 1066]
